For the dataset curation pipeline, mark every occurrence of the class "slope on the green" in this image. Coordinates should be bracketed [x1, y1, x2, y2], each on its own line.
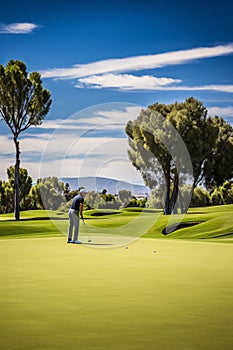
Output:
[0, 205, 233, 242]
[0, 238, 232, 350]
[0, 210, 64, 239]
[143, 204, 233, 242]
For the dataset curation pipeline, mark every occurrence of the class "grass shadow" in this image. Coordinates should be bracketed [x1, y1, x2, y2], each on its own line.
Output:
[3, 217, 68, 222]
[162, 222, 201, 235]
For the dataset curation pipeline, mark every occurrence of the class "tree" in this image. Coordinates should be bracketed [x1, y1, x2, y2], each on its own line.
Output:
[0, 180, 14, 213]
[126, 97, 233, 214]
[190, 187, 210, 207]
[85, 191, 102, 210]
[118, 190, 132, 206]
[0, 166, 33, 213]
[210, 181, 233, 205]
[64, 183, 71, 202]
[146, 186, 165, 209]
[97, 190, 121, 210]
[0, 60, 52, 220]
[204, 117, 233, 189]
[35, 177, 65, 210]
[7, 166, 32, 209]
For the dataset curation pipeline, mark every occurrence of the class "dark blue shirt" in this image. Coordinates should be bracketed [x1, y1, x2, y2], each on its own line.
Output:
[71, 194, 84, 211]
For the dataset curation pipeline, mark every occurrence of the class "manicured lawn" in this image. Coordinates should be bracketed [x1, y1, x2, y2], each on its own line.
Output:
[0, 210, 64, 239]
[0, 237, 232, 349]
[143, 204, 233, 242]
[0, 205, 232, 243]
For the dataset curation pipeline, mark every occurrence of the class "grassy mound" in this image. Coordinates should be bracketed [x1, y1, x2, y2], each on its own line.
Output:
[144, 204, 233, 242]
[0, 210, 64, 239]
[0, 205, 232, 242]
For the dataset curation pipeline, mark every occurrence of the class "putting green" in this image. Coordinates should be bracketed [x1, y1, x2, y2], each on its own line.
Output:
[0, 238, 232, 350]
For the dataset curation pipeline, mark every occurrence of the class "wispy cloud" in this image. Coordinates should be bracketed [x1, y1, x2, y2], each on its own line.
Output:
[0, 22, 39, 34]
[161, 84, 233, 93]
[76, 73, 181, 90]
[0, 105, 143, 181]
[40, 44, 233, 79]
[29, 105, 142, 131]
[75, 73, 233, 92]
[207, 106, 233, 117]
[0, 133, 142, 183]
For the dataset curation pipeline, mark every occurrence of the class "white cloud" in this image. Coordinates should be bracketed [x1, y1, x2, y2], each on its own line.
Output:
[0, 22, 39, 34]
[75, 74, 233, 92]
[31, 119, 65, 130]
[30, 105, 142, 131]
[35, 117, 124, 130]
[21, 134, 142, 183]
[0, 128, 148, 184]
[1, 105, 142, 180]
[163, 84, 233, 93]
[0, 134, 135, 180]
[0, 135, 14, 154]
[40, 44, 233, 79]
[43, 138, 143, 184]
[76, 73, 181, 90]
[90, 105, 142, 125]
[207, 106, 233, 117]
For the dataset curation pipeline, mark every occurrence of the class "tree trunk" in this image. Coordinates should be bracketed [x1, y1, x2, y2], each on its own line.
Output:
[14, 137, 20, 220]
[164, 169, 180, 215]
[164, 172, 171, 215]
[170, 172, 179, 214]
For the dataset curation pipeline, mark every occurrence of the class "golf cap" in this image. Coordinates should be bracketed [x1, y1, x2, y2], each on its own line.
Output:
[80, 189, 87, 194]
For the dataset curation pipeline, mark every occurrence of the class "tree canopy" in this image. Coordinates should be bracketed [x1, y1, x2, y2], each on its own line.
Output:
[126, 97, 233, 214]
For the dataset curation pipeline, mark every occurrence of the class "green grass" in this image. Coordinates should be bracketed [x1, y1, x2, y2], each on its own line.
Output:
[143, 204, 233, 242]
[0, 207, 232, 349]
[0, 205, 233, 243]
[0, 210, 64, 239]
[0, 237, 232, 350]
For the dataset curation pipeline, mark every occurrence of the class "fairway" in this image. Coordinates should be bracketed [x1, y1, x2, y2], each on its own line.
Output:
[0, 237, 232, 350]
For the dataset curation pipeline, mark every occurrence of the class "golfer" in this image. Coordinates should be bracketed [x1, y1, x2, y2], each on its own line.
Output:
[67, 188, 86, 244]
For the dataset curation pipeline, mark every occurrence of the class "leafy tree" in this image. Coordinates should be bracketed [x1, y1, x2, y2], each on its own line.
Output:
[137, 198, 147, 208]
[190, 187, 210, 207]
[118, 190, 132, 206]
[29, 182, 44, 209]
[126, 197, 138, 207]
[0, 60, 52, 220]
[210, 188, 224, 206]
[85, 191, 102, 210]
[64, 182, 71, 202]
[97, 189, 121, 209]
[220, 181, 233, 204]
[146, 186, 165, 209]
[204, 118, 233, 189]
[0, 180, 14, 213]
[7, 166, 32, 209]
[97, 197, 121, 210]
[126, 97, 232, 214]
[35, 177, 65, 210]
[210, 181, 233, 205]
[146, 184, 211, 209]
[0, 166, 33, 212]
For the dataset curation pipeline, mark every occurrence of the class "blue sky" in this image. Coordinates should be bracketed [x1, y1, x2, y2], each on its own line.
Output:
[0, 0, 233, 184]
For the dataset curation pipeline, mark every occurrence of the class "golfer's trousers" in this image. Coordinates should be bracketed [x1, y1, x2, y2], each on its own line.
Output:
[68, 209, 80, 241]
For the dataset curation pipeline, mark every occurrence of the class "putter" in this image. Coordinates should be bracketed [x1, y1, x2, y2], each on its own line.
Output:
[82, 218, 92, 242]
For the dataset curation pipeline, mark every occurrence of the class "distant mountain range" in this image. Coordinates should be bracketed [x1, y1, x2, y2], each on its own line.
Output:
[61, 176, 149, 195]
